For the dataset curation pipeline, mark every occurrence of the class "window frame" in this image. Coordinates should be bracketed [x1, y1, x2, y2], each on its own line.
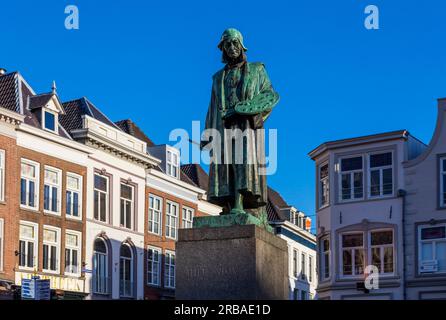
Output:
[147, 246, 162, 286]
[18, 221, 39, 271]
[119, 243, 134, 298]
[120, 182, 134, 230]
[338, 155, 364, 202]
[292, 248, 298, 279]
[301, 252, 307, 280]
[166, 150, 180, 179]
[165, 201, 179, 240]
[340, 232, 365, 279]
[42, 225, 61, 274]
[148, 194, 163, 236]
[93, 238, 109, 295]
[368, 151, 394, 199]
[66, 172, 82, 220]
[42, 109, 58, 133]
[164, 250, 176, 289]
[320, 236, 331, 281]
[181, 206, 194, 229]
[64, 230, 81, 277]
[20, 159, 40, 211]
[318, 161, 330, 209]
[0, 149, 5, 202]
[43, 166, 62, 215]
[93, 173, 109, 223]
[368, 229, 395, 276]
[418, 223, 446, 275]
[309, 255, 314, 283]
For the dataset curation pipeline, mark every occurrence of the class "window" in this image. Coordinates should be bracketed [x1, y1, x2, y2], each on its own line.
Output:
[369, 152, 393, 197]
[370, 230, 394, 274]
[65, 231, 81, 276]
[119, 244, 133, 298]
[309, 256, 314, 282]
[182, 207, 194, 229]
[165, 251, 175, 289]
[44, 167, 61, 214]
[319, 163, 329, 207]
[93, 238, 108, 294]
[19, 222, 38, 270]
[0, 219, 3, 271]
[94, 174, 109, 223]
[147, 246, 161, 286]
[167, 150, 179, 178]
[42, 227, 60, 273]
[292, 249, 298, 278]
[321, 237, 330, 280]
[440, 158, 446, 207]
[419, 225, 446, 274]
[0, 150, 4, 202]
[148, 195, 162, 235]
[43, 110, 56, 132]
[20, 159, 39, 210]
[66, 173, 82, 219]
[341, 233, 365, 277]
[166, 201, 179, 239]
[340, 156, 363, 201]
[120, 183, 134, 229]
[301, 253, 307, 280]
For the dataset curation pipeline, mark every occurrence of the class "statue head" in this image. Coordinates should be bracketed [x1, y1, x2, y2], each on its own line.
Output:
[218, 28, 248, 64]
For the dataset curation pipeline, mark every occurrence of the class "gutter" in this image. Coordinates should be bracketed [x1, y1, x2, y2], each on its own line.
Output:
[398, 189, 407, 300]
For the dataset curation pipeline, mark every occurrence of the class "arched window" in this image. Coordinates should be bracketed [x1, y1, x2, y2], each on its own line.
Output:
[93, 238, 108, 294]
[119, 243, 133, 298]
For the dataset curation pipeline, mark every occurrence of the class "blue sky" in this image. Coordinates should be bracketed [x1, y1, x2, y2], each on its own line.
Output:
[2, 0, 446, 226]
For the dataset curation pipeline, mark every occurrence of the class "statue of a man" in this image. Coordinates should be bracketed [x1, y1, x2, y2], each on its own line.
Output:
[203, 28, 279, 222]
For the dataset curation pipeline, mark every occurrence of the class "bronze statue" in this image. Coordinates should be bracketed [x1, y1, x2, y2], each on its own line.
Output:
[202, 28, 279, 223]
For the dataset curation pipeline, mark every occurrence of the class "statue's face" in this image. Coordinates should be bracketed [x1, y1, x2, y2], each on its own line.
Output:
[223, 39, 242, 60]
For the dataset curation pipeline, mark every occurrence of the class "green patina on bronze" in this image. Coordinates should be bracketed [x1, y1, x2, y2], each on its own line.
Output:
[193, 213, 273, 233]
[200, 28, 279, 232]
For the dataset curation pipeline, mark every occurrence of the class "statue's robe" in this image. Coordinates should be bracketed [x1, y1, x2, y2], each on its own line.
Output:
[204, 61, 278, 212]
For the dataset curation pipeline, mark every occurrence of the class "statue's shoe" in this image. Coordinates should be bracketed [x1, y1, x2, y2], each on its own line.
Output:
[229, 208, 246, 215]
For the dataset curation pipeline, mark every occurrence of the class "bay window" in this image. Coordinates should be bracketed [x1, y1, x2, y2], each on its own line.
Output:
[65, 231, 81, 276]
[166, 201, 178, 240]
[19, 222, 38, 269]
[148, 195, 162, 235]
[120, 183, 134, 229]
[341, 233, 365, 277]
[321, 237, 330, 280]
[165, 250, 176, 289]
[20, 159, 39, 210]
[419, 225, 446, 274]
[319, 163, 329, 208]
[182, 207, 194, 229]
[66, 173, 82, 218]
[42, 226, 60, 273]
[369, 152, 393, 197]
[147, 246, 161, 286]
[340, 156, 363, 201]
[44, 167, 61, 214]
[94, 174, 109, 223]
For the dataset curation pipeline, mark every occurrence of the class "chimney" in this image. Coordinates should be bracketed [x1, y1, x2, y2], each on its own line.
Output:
[0, 68, 7, 76]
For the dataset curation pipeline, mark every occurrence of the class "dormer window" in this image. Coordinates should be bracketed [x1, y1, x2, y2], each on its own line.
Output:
[43, 110, 57, 132]
[167, 150, 179, 178]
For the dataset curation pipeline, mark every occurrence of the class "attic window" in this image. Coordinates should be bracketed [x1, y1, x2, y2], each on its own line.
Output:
[167, 150, 179, 179]
[43, 110, 56, 132]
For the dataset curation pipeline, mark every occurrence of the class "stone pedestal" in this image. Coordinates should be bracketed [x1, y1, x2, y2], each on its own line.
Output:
[176, 224, 288, 300]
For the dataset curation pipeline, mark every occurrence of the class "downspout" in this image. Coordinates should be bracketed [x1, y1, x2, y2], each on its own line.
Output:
[398, 189, 407, 300]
